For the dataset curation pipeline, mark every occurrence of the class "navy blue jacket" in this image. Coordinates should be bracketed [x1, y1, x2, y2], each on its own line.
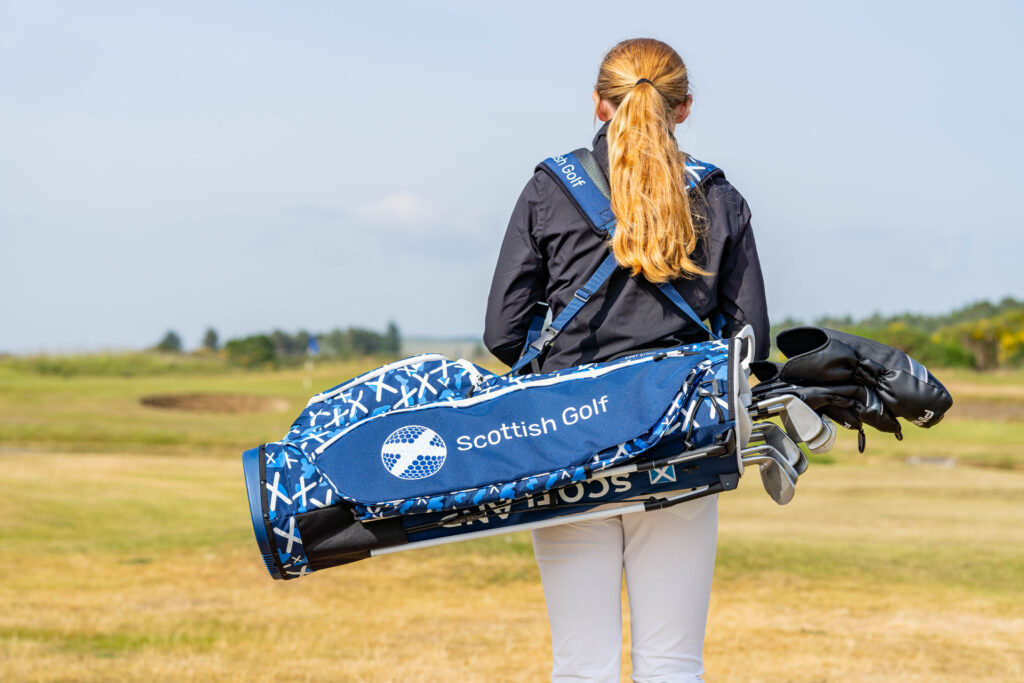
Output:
[484, 123, 770, 371]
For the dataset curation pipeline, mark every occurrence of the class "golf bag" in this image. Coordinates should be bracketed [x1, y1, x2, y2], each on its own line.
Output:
[241, 148, 827, 580]
[244, 337, 764, 579]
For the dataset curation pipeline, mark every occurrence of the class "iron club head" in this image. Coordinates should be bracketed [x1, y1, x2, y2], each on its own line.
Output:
[807, 416, 837, 454]
[740, 445, 798, 505]
[754, 394, 830, 449]
[752, 422, 809, 475]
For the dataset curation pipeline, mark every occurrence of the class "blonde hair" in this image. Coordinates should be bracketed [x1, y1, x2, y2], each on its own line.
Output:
[595, 38, 708, 282]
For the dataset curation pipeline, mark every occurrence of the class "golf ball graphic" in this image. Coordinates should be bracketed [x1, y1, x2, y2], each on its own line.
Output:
[381, 426, 447, 480]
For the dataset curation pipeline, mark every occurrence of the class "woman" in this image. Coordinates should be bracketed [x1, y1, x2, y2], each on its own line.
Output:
[484, 38, 769, 681]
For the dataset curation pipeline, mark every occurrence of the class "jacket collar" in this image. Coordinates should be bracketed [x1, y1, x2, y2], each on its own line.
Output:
[592, 122, 611, 176]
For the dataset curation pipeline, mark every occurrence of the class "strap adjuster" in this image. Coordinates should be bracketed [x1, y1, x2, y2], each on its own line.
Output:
[573, 288, 593, 303]
[599, 214, 617, 234]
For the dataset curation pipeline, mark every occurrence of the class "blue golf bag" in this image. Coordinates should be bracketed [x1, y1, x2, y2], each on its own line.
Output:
[242, 148, 819, 580]
[243, 338, 751, 579]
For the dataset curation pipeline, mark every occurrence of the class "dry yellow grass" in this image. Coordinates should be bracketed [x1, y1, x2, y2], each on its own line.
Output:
[707, 462, 1024, 682]
[2, 451, 1022, 682]
[2, 364, 1021, 680]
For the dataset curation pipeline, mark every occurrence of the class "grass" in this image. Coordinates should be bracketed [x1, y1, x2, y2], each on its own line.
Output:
[0, 351, 236, 378]
[1, 360, 1022, 680]
[799, 365, 1024, 471]
[3, 359, 1021, 469]
[0, 358, 394, 456]
[2, 453, 1021, 681]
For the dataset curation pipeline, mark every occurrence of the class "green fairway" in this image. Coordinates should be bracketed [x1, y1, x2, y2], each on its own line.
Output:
[0, 358, 388, 455]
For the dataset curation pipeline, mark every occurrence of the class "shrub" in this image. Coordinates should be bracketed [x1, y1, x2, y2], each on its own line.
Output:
[225, 335, 276, 368]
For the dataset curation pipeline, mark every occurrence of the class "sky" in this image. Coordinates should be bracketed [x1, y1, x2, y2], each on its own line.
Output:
[1, 0, 1022, 353]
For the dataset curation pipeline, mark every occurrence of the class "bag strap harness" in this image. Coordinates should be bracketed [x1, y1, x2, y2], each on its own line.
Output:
[508, 148, 723, 375]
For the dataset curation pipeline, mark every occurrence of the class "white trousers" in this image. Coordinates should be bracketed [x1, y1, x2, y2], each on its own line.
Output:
[531, 495, 718, 683]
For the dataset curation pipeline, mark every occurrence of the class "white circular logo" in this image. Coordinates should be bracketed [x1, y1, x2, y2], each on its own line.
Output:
[381, 426, 447, 480]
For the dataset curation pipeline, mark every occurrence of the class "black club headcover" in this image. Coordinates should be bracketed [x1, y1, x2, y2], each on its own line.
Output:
[773, 326, 953, 429]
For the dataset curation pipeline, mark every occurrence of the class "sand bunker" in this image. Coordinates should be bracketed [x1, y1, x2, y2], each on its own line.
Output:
[140, 393, 288, 414]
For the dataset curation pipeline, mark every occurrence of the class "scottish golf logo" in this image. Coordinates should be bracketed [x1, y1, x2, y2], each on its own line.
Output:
[381, 426, 447, 480]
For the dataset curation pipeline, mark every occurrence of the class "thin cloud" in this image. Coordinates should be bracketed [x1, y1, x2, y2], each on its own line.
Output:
[359, 192, 437, 224]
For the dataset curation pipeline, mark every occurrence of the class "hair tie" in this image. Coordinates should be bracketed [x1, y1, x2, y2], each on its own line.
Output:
[634, 78, 654, 86]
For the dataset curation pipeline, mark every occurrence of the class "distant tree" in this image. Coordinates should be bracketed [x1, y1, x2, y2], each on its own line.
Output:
[270, 329, 294, 357]
[202, 328, 219, 352]
[813, 313, 854, 329]
[348, 327, 386, 355]
[918, 335, 975, 368]
[296, 330, 312, 355]
[385, 321, 401, 355]
[323, 328, 350, 357]
[156, 330, 183, 353]
[224, 335, 276, 368]
[952, 320, 1000, 370]
[218, 323, 404, 362]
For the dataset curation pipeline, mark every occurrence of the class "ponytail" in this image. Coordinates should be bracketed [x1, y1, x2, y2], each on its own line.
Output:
[596, 39, 709, 282]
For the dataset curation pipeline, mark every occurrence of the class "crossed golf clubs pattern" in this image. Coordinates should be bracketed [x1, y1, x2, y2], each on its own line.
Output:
[261, 339, 732, 577]
[358, 352, 732, 520]
[288, 357, 481, 459]
[261, 444, 327, 577]
[263, 357, 480, 576]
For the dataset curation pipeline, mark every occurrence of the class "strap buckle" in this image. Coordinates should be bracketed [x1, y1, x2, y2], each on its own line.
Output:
[529, 327, 560, 354]
[599, 214, 617, 234]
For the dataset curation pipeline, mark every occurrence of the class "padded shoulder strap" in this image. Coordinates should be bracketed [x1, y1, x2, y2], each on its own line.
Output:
[537, 148, 721, 341]
[538, 150, 617, 233]
[682, 155, 722, 190]
[537, 150, 723, 235]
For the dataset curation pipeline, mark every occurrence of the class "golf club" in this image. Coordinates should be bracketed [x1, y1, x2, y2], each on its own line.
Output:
[740, 444, 799, 505]
[811, 416, 837, 454]
[752, 394, 831, 450]
[751, 422, 808, 475]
